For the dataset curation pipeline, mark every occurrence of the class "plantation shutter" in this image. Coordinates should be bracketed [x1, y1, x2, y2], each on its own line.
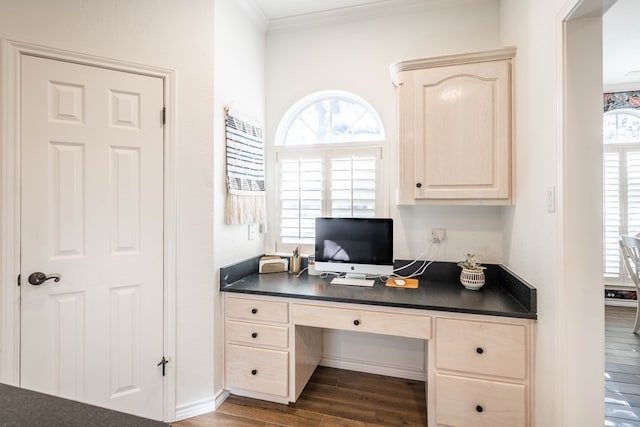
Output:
[329, 151, 378, 218]
[276, 147, 382, 253]
[603, 151, 620, 278]
[279, 154, 323, 246]
[603, 148, 640, 285]
[627, 151, 640, 237]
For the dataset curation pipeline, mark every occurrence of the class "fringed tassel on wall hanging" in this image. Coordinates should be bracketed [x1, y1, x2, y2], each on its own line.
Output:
[224, 107, 267, 225]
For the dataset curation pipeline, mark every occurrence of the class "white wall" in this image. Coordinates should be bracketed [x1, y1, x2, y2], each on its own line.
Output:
[212, 0, 266, 397]
[0, 0, 217, 417]
[500, 0, 605, 425]
[265, 0, 502, 378]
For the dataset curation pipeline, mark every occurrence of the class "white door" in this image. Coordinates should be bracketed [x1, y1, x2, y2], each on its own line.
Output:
[20, 55, 165, 420]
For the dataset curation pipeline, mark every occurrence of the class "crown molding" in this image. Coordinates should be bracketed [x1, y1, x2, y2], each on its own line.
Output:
[265, 0, 461, 34]
[237, 0, 269, 32]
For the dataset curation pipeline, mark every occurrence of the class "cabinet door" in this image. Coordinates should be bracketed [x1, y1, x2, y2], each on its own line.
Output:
[413, 60, 511, 200]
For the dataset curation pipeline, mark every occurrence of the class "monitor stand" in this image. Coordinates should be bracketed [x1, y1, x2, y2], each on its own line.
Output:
[330, 274, 375, 287]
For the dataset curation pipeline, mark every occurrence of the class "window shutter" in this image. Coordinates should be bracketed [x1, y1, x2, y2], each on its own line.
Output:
[603, 151, 620, 278]
[330, 155, 377, 218]
[279, 156, 323, 245]
[627, 151, 640, 236]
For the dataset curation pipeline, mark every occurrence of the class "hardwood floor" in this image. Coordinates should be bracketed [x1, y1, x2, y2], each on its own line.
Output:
[174, 367, 427, 426]
[606, 305, 640, 426]
[175, 306, 640, 427]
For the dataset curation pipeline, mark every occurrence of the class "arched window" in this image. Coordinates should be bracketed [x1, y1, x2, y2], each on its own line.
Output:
[603, 109, 640, 284]
[274, 91, 386, 253]
[276, 90, 385, 146]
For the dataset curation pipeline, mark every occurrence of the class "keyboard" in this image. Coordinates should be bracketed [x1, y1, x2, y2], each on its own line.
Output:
[330, 277, 375, 287]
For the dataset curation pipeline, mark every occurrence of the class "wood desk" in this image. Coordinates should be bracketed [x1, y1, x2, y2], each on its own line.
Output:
[220, 262, 536, 427]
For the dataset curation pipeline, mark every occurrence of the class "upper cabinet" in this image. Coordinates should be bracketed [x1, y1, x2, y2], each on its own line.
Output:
[391, 47, 516, 205]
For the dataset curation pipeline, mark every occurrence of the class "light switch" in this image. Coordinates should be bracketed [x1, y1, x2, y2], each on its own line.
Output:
[546, 186, 555, 213]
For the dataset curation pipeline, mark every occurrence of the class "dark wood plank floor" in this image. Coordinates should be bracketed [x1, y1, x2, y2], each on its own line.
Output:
[174, 366, 427, 426]
[606, 305, 640, 427]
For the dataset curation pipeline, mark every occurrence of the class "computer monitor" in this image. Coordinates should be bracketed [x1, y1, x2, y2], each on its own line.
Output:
[314, 217, 393, 278]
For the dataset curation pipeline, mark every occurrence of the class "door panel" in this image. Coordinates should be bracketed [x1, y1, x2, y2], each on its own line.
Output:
[20, 55, 164, 420]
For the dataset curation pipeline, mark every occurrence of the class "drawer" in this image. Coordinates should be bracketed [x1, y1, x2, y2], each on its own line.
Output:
[226, 320, 289, 348]
[292, 304, 431, 339]
[226, 296, 289, 323]
[435, 318, 526, 379]
[225, 344, 289, 397]
[435, 373, 526, 427]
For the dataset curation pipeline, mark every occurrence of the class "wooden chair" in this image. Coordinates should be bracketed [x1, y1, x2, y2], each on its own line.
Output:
[619, 235, 640, 333]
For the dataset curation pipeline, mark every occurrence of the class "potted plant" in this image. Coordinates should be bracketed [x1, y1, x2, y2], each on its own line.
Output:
[457, 253, 487, 290]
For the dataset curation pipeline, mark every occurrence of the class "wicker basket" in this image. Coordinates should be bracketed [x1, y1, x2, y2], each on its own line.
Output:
[460, 268, 485, 290]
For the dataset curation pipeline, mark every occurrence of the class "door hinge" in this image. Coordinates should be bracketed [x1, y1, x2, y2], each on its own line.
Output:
[17, 274, 21, 287]
[157, 356, 169, 376]
[162, 107, 166, 125]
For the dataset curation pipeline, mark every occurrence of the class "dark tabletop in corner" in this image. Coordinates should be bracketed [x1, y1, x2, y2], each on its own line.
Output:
[221, 270, 536, 319]
[0, 383, 170, 427]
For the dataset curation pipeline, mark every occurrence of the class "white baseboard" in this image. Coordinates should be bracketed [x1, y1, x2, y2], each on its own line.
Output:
[320, 354, 426, 382]
[174, 396, 217, 422]
[215, 388, 231, 409]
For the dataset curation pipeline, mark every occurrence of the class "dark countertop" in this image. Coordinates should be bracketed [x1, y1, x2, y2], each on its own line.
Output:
[0, 383, 170, 427]
[220, 257, 537, 320]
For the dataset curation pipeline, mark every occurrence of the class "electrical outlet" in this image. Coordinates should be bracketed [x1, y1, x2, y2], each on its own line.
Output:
[248, 223, 256, 241]
[431, 229, 446, 243]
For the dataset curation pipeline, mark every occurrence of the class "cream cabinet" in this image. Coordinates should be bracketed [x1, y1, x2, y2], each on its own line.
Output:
[224, 295, 290, 402]
[430, 316, 533, 427]
[391, 47, 516, 205]
[223, 293, 534, 426]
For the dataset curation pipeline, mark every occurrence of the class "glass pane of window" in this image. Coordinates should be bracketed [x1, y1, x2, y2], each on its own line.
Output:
[279, 92, 384, 145]
[604, 111, 640, 144]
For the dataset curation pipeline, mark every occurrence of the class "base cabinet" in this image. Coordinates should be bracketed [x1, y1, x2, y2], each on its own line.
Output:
[225, 344, 289, 397]
[435, 374, 526, 427]
[223, 293, 534, 426]
[224, 295, 291, 402]
[430, 316, 533, 426]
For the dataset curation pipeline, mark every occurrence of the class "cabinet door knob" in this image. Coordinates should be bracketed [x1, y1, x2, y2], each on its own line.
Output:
[476, 347, 484, 355]
[251, 332, 258, 338]
[416, 182, 422, 188]
[251, 308, 258, 314]
[476, 404, 484, 413]
[251, 369, 258, 375]
[353, 319, 360, 326]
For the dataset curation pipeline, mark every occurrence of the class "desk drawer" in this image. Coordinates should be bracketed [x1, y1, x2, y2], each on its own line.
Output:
[435, 373, 526, 427]
[225, 344, 288, 397]
[226, 320, 289, 348]
[435, 318, 526, 379]
[226, 296, 289, 323]
[292, 304, 431, 339]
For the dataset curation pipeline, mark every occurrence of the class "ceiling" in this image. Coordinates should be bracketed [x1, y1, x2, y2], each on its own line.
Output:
[603, 0, 640, 87]
[253, 0, 393, 20]
[251, 0, 639, 87]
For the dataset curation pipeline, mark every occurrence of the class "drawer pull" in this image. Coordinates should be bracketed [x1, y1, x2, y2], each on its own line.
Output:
[416, 182, 422, 188]
[353, 319, 360, 326]
[251, 308, 258, 314]
[476, 347, 484, 355]
[476, 404, 484, 413]
[251, 369, 258, 376]
[251, 332, 258, 338]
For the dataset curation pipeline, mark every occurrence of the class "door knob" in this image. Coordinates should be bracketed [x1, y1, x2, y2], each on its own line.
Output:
[27, 272, 61, 286]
